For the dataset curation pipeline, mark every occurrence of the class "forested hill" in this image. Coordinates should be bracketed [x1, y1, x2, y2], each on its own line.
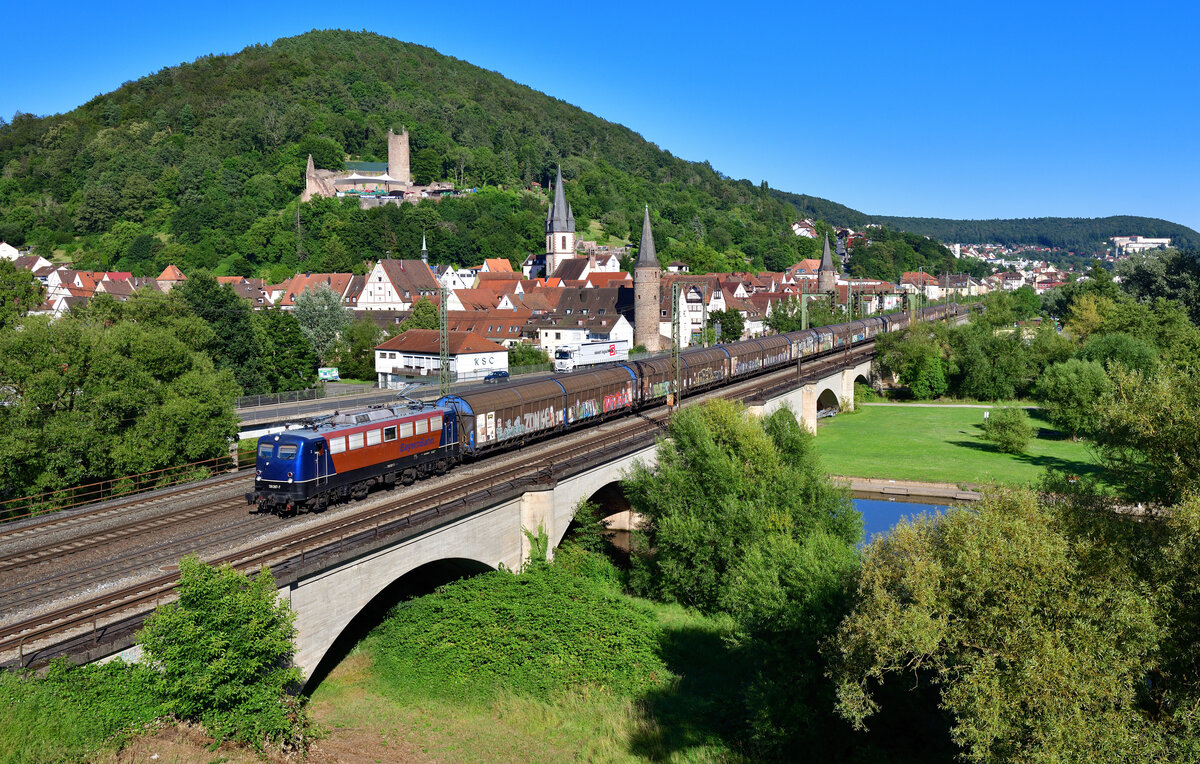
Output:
[0, 30, 841, 278]
[773, 189, 1200, 251]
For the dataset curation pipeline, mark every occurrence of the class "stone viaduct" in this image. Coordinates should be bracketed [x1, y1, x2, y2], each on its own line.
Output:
[95, 356, 875, 686]
[279, 357, 873, 685]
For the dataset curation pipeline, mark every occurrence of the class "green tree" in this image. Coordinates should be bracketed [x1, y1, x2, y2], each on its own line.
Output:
[1090, 365, 1200, 505]
[250, 308, 317, 392]
[394, 296, 439, 333]
[981, 405, 1034, 453]
[708, 308, 745, 342]
[1077, 332, 1157, 375]
[174, 273, 261, 393]
[508, 342, 549, 367]
[625, 400, 862, 756]
[625, 399, 858, 612]
[0, 306, 238, 501]
[138, 556, 309, 751]
[831, 489, 1163, 762]
[337, 315, 383, 380]
[1033, 359, 1111, 439]
[0, 259, 44, 329]
[293, 284, 350, 364]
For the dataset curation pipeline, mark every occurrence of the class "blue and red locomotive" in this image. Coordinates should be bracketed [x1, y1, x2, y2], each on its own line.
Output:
[248, 304, 965, 515]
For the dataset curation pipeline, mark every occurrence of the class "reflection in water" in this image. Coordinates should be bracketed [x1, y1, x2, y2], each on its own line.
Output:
[603, 498, 955, 557]
[855, 498, 950, 546]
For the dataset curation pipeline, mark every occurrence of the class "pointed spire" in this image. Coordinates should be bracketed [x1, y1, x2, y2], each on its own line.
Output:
[420, 232, 428, 264]
[548, 165, 574, 233]
[306, 153, 315, 174]
[820, 233, 835, 273]
[636, 205, 659, 268]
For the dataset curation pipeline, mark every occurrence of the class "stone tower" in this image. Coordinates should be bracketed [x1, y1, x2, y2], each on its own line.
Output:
[387, 128, 411, 186]
[544, 165, 576, 277]
[818, 233, 837, 294]
[634, 206, 662, 352]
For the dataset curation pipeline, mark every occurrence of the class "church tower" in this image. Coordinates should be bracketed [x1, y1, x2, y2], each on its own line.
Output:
[544, 166, 576, 277]
[634, 206, 662, 352]
[818, 233, 837, 294]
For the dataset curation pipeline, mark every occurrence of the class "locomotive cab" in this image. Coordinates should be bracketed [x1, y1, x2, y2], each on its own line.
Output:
[250, 432, 328, 513]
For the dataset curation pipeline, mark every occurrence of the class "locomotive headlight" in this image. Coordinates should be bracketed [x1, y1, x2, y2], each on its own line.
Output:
[288, 478, 294, 484]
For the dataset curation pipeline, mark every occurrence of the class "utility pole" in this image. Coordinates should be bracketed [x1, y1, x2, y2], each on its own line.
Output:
[439, 284, 450, 396]
[671, 282, 682, 410]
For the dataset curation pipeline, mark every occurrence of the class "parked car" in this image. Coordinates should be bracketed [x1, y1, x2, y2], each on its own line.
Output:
[483, 370, 510, 384]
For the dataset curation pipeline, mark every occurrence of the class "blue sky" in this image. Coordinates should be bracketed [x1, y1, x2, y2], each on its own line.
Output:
[3, 0, 1197, 230]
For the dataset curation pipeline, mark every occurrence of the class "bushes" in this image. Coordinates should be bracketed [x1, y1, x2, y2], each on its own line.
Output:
[369, 558, 669, 701]
[0, 660, 166, 764]
[982, 406, 1034, 454]
[137, 556, 310, 752]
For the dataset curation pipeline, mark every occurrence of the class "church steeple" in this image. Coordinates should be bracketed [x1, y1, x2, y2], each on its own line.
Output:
[420, 231, 428, 264]
[547, 166, 574, 234]
[544, 164, 577, 277]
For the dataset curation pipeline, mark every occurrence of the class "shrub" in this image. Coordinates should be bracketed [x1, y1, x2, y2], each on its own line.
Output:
[369, 561, 668, 701]
[137, 556, 310, 752]
[981, 406, 1034, 454]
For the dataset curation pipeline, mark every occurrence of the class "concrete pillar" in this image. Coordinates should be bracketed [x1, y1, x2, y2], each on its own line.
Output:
[519, 489, 555, 564]
[841, 369, 856, 412]
[800, 384, 818, 434]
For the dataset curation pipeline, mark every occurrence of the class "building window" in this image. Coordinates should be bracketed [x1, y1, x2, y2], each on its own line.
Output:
[561, 235, 566, 250]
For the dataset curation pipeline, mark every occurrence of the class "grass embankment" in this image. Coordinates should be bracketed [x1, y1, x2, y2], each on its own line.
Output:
[815, 404, 1103, 486]
[310, 547, 743, 763]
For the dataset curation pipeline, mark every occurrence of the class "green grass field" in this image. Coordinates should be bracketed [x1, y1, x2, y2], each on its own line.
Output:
[815, 405, 1104, 487]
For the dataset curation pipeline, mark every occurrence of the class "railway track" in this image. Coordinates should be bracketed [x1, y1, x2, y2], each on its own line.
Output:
[0, 469, 250, 545]
[0, 349, 872, 665]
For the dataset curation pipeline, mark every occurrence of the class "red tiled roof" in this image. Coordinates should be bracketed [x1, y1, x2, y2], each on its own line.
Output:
[158, 264, 186, 281]
[375, 329, 506, 355]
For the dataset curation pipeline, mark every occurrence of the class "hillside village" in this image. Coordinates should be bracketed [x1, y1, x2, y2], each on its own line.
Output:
[2, 182, 1090, 388]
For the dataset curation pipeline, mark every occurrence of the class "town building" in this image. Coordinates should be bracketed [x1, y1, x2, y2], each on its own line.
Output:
[374, 329, 508, 387]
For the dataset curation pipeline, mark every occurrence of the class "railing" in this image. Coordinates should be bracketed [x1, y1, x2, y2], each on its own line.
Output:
[0, 451, 255, 524]
[234, 383, 377, 411]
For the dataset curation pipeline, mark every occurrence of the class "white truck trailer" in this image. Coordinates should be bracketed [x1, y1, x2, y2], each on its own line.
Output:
[553, 339, 631, 372]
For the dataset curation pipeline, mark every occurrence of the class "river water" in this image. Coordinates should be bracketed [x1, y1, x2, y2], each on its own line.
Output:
[855, 497, 950, 546]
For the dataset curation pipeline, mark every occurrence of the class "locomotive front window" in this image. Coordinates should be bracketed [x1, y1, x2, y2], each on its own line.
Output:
[276, 444, 298, 459]
[257, 443, 273, 458]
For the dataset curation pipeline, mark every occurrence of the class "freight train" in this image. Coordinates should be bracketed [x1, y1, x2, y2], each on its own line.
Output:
[248, 304, 963, 515]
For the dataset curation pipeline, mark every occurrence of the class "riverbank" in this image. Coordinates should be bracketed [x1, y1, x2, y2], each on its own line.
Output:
[835, 475, 980, 502]
[816, 404, 1102, 486]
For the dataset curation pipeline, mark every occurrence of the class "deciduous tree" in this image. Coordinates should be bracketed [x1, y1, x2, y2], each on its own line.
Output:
[293, 284, 350, 364]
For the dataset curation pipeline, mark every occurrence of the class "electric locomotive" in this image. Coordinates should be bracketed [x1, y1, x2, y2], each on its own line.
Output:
[247, 402, 460, 515]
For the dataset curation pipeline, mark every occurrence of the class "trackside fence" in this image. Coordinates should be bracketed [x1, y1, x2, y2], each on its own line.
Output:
[0, 451, 256, 524]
